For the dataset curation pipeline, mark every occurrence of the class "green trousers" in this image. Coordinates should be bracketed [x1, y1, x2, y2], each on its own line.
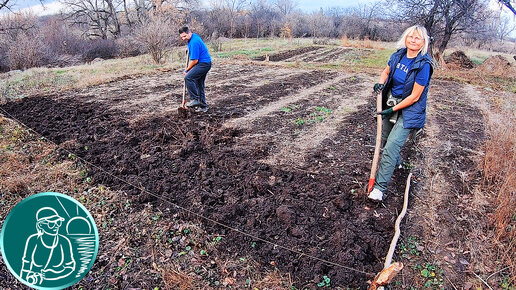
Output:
[374, 112, 413, 192]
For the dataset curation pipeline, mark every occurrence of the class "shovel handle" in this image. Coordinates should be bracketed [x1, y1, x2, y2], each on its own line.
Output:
[368, 91, 383, 193]
[182, 49, 189, 108]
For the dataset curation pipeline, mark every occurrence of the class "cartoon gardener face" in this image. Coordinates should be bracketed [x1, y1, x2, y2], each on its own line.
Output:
[36, 207, 65, 236]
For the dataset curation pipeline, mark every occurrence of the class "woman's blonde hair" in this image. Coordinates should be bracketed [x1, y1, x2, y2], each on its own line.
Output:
[396, 25, 430, 55]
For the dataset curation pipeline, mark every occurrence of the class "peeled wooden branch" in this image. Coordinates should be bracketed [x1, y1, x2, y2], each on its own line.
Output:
[369, 173, 412, 290]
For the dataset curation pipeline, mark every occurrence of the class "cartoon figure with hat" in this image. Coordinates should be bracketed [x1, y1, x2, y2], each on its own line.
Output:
[20, 207, 76, 285]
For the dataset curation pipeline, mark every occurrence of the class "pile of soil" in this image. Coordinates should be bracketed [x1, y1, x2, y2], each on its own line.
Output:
[445, 51, 475, 69]
[476, 55, 514, 75]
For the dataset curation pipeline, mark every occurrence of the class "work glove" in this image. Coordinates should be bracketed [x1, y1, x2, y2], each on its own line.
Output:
[373, 83, 384, 93]
[377, 107, 394, 115]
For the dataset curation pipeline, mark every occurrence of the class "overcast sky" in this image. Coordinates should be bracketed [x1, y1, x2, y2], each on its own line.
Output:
[8, 0, 516, 26]
[12, 0, 378, 15]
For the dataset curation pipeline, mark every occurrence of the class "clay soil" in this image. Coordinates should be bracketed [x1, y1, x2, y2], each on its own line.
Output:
[0, 49, 507, 288]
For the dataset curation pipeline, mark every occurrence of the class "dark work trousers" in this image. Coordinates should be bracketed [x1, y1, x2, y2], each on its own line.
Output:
[185, 62, 211, 108]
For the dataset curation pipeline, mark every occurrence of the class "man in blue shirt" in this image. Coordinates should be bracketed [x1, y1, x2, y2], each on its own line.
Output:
[179, 26, 212, 113]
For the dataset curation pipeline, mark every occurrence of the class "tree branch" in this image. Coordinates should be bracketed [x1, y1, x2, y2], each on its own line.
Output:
[498, 0, 516, 15]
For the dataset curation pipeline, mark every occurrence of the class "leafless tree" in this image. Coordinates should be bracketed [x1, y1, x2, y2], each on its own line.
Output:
[134, 12, 175, 63]
[61, 0, 122, 39]
[0, 0, 47, 11]
[498, 0, 516, 14]
[495, 12, 516, 41]
[273, 0, 297, 16]
[0, 0, 11, 11]
[250, 0, 275, 38]
[308, 9, 334, 38]
[387, 0, 491, 63]
[217, 0, 247, 39]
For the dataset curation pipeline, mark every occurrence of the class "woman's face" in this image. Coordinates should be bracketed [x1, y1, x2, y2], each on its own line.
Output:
[405, 30, 425, 52]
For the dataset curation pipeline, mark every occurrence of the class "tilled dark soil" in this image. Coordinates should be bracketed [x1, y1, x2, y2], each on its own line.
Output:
[0, 68, 413, 288]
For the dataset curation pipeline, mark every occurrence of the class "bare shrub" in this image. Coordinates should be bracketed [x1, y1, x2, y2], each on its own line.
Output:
[134, 14, 176, 64]
[341, 35, 351, 47]
[7, 32, 45, 70]
[83, 39, 119, 63]
[0, 11, 44, 70]
[39, 17, 86, 56]
[312, 38, 330, 45]
[0, 11, 37, 40]
[115, 36, 141, 58]
[340, 36, 381, 49]
[48, 54, 83, 67]
[209, 37, 224, 52]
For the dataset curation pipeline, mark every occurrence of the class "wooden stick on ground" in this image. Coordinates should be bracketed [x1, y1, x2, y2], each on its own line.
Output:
[384, 172, 412, 267]
[369, 173, 412, 290]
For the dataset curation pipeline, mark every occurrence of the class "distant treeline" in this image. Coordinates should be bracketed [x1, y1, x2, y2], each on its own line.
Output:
[0, 0, 513, 71]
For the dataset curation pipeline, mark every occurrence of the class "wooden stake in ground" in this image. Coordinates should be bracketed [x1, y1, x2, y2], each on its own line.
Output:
[367, 91, 383, 193]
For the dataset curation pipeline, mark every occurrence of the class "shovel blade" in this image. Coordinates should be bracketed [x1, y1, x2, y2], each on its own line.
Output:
[367, 178, 375, 193]
[178, 106, 189, 118]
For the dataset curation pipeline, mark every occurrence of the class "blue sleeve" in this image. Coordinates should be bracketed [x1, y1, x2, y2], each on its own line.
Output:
[415, 63, 431, 86]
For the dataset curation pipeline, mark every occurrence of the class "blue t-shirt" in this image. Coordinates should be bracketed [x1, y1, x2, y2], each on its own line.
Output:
[188, 33, 211, 63]
[391, 55, 430, 97]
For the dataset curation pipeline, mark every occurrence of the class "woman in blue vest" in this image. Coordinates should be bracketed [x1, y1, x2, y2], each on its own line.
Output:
[368, 25, 434, 201]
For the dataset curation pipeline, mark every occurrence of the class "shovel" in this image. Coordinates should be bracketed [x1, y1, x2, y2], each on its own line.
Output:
[178, 49, 190, 117]
[367, 90, 383, 193]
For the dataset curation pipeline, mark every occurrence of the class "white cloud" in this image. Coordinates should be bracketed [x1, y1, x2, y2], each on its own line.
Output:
[0, 1, 64, 16]
[21, 1, 64, 16]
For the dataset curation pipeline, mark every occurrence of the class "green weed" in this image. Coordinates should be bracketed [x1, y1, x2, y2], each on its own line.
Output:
[399, 236, 421, 258]
[317, 275, 331, 287]
[294, 118, 305, 126]
[316, 107, 332, 114]
[281, 104, 298, 112]
[414, 263, 444, 288]
[402, 161, 415, 169]
[293, 107, 332, 126]
[500, 275, 514, 289]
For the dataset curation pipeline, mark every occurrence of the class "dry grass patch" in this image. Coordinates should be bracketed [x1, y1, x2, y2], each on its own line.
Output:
[481, 113, 516, 284]
[341, 36, 391, 50]
[0, 52, 184, 101]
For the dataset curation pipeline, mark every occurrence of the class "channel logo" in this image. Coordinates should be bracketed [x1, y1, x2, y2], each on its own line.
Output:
[1, 192, 99, 289]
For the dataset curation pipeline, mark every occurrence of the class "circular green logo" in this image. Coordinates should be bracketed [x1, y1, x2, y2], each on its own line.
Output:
[1, 192, 99, 289]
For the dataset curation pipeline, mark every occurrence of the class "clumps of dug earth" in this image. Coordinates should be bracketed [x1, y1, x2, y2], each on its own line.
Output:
[444, 51, 516, 76]
[445, 51, 475, 69]
[476, 55, 515, 75]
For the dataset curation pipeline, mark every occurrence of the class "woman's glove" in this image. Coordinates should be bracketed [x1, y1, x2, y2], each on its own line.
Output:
[373, 83, 384, 93]
[377, 108, 394, 115]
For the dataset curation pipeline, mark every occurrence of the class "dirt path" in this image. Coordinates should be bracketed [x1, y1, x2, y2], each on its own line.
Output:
[397, 80, 495, 287]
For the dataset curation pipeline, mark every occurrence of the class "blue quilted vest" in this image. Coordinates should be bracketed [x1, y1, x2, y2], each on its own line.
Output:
[382, 48, 434, 129]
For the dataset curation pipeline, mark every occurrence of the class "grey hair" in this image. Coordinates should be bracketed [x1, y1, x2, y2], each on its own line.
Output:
[396, 25, 430, 55]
